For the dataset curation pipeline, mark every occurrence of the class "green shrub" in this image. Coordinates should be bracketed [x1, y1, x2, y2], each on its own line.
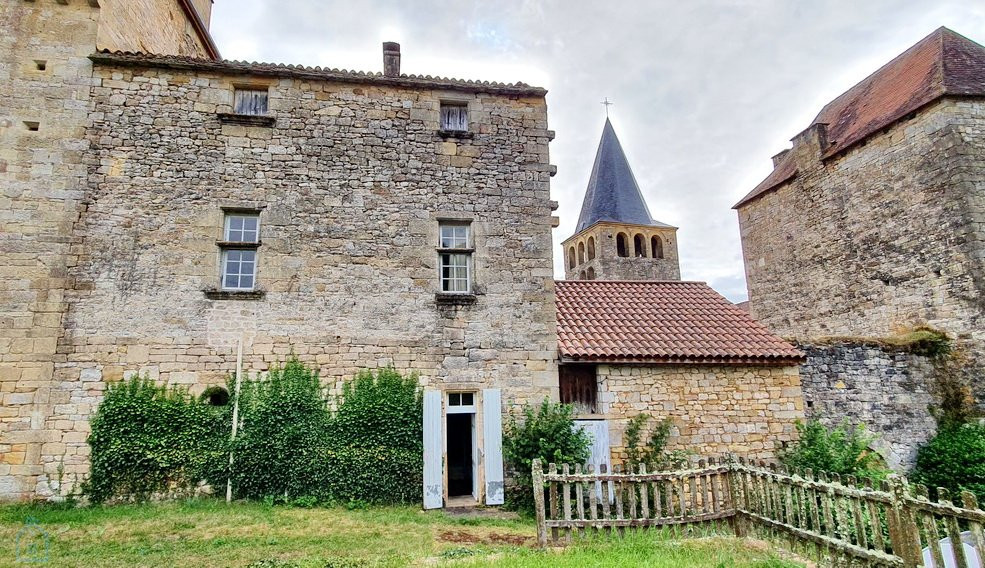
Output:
[227, 358, 332, 501]
[84, 376, 226, 503]
[911, 422, 985, 501]
[88, 360, 424, 506]
[331, 367, 422, 451]
[624, 414, 689, 471]
[324, 367, 423, 504]
[502, 399, 591, 514]
[321, 446, 422, 504]
[778, 418, 889, 481]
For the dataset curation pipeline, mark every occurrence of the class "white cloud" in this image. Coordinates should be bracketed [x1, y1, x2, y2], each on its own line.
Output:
[209, 0, 985, 302]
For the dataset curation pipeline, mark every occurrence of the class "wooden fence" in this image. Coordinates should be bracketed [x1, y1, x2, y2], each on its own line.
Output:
[532, 457, 985, 568]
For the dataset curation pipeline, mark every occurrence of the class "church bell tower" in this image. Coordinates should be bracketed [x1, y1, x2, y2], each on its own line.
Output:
[562, 119, 680, 281]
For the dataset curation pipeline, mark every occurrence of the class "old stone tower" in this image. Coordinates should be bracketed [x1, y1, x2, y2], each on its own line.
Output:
[734, 27, 985, 468]
[1, 0, 218, 500]
[562, 119, 680, 280]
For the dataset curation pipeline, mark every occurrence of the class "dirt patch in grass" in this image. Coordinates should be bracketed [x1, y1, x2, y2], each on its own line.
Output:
[438, 529, 532, 546]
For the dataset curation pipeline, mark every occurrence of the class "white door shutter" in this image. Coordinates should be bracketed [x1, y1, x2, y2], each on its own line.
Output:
[482, 388, 505, 505]
[574, 420, 612, 501]
[423, 389, 443, 509]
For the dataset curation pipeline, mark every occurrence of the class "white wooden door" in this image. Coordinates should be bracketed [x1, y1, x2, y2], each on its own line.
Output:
[574, 419, 611, 500]
[482, 388, 505, 505]
[423, 389, 443, 509]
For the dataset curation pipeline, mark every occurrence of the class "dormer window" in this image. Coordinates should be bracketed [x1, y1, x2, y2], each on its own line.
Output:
[234, 88, 269, 116]
[440, 102, 468, 132]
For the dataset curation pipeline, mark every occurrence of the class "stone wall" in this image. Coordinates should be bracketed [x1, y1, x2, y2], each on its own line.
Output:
[738, 98, 985, 347]
[797, 342, 937, 470]
[96, 0, 213, 58]
[27, 61, 558, 498]
[563, 221, 680, 281]
[594, 364, 803, 462]
[0, 0, 99, 501]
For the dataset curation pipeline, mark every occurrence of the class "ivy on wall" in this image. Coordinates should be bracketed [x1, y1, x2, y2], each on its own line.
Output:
[85, 360, 423, 506]
[84, 377, 227, 504]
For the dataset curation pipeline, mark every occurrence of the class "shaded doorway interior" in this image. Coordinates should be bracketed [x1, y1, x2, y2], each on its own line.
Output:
[447, 412, 475, 498]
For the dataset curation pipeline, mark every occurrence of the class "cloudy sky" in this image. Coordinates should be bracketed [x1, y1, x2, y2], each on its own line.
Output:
[209, 1, 985, 302]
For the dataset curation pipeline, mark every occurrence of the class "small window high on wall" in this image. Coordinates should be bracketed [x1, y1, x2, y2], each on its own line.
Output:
[440, 102, 468, 132]
[559, 365, 597, 414]
[234, 88, 269, 116]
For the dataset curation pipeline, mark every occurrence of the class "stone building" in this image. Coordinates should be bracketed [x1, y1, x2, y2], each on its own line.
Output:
[734, 27, 985, 467]
[2, 0, 558, 504]
[562, 119, 680, 281]
[556, 281, 805, 465]
[556, 119, 804, 472]
[1, 0, 218, 502]
[2, 0, 807, 504]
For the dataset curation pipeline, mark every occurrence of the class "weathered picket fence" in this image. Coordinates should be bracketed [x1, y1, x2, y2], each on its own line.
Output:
[532, 457, 985, 568]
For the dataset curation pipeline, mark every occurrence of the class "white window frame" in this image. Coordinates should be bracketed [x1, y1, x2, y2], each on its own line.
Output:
[446, 391, 477, 414]
[438, 222, 472, 294]
[221, 248, 257, 291]
[233, 88, 269, 116]
[223, 214, 260, 244]
[440, 102, 469, 132]
[220, 213, 260, 291]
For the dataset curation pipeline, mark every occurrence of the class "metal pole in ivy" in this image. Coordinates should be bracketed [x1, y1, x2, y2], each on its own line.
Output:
[226, 336, 244, 503]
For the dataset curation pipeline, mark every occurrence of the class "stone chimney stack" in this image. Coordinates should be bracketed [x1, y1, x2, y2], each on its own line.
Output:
[383, 42, 401, 77]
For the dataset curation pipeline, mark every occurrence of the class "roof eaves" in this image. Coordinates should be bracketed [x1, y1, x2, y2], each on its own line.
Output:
[564, 219, 679, 242]
[88, 51, 549, 97]
[559, 354, 805, 365]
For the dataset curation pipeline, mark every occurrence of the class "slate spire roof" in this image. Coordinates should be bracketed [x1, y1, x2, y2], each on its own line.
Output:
[574, 119, 672, 233]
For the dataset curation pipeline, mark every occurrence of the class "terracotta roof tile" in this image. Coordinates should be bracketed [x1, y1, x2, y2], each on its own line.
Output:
[737, 27, 985, 208]
[556, 280, 802, 364]
[89, 51, 547, 97]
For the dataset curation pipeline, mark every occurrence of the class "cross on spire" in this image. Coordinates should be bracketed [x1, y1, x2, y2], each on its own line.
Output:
[601, 97, 613, 117]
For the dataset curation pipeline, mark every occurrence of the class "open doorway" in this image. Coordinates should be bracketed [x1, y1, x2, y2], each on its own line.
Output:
[447, 413, 474, 497]
[446, 392, 478, 502]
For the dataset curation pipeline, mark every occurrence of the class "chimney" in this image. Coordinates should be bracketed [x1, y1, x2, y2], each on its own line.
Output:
[383, 42, 401, 77]
[771, 149, 790, 167]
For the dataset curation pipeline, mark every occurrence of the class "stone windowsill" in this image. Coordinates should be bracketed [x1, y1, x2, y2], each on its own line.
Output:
[436, 129, 474, 140]
[218, 113, 276, 127]
[203, 289, 266, 301]
[216, 240, 262, 249]
[435, 292, 477, 306]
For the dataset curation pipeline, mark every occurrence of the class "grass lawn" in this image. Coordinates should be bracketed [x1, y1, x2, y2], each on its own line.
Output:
[0, 499, 803, 567]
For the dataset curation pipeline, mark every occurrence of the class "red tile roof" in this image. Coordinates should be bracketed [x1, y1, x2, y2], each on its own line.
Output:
[736, 27, 985, 208]
[556, 280, 803, 364]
